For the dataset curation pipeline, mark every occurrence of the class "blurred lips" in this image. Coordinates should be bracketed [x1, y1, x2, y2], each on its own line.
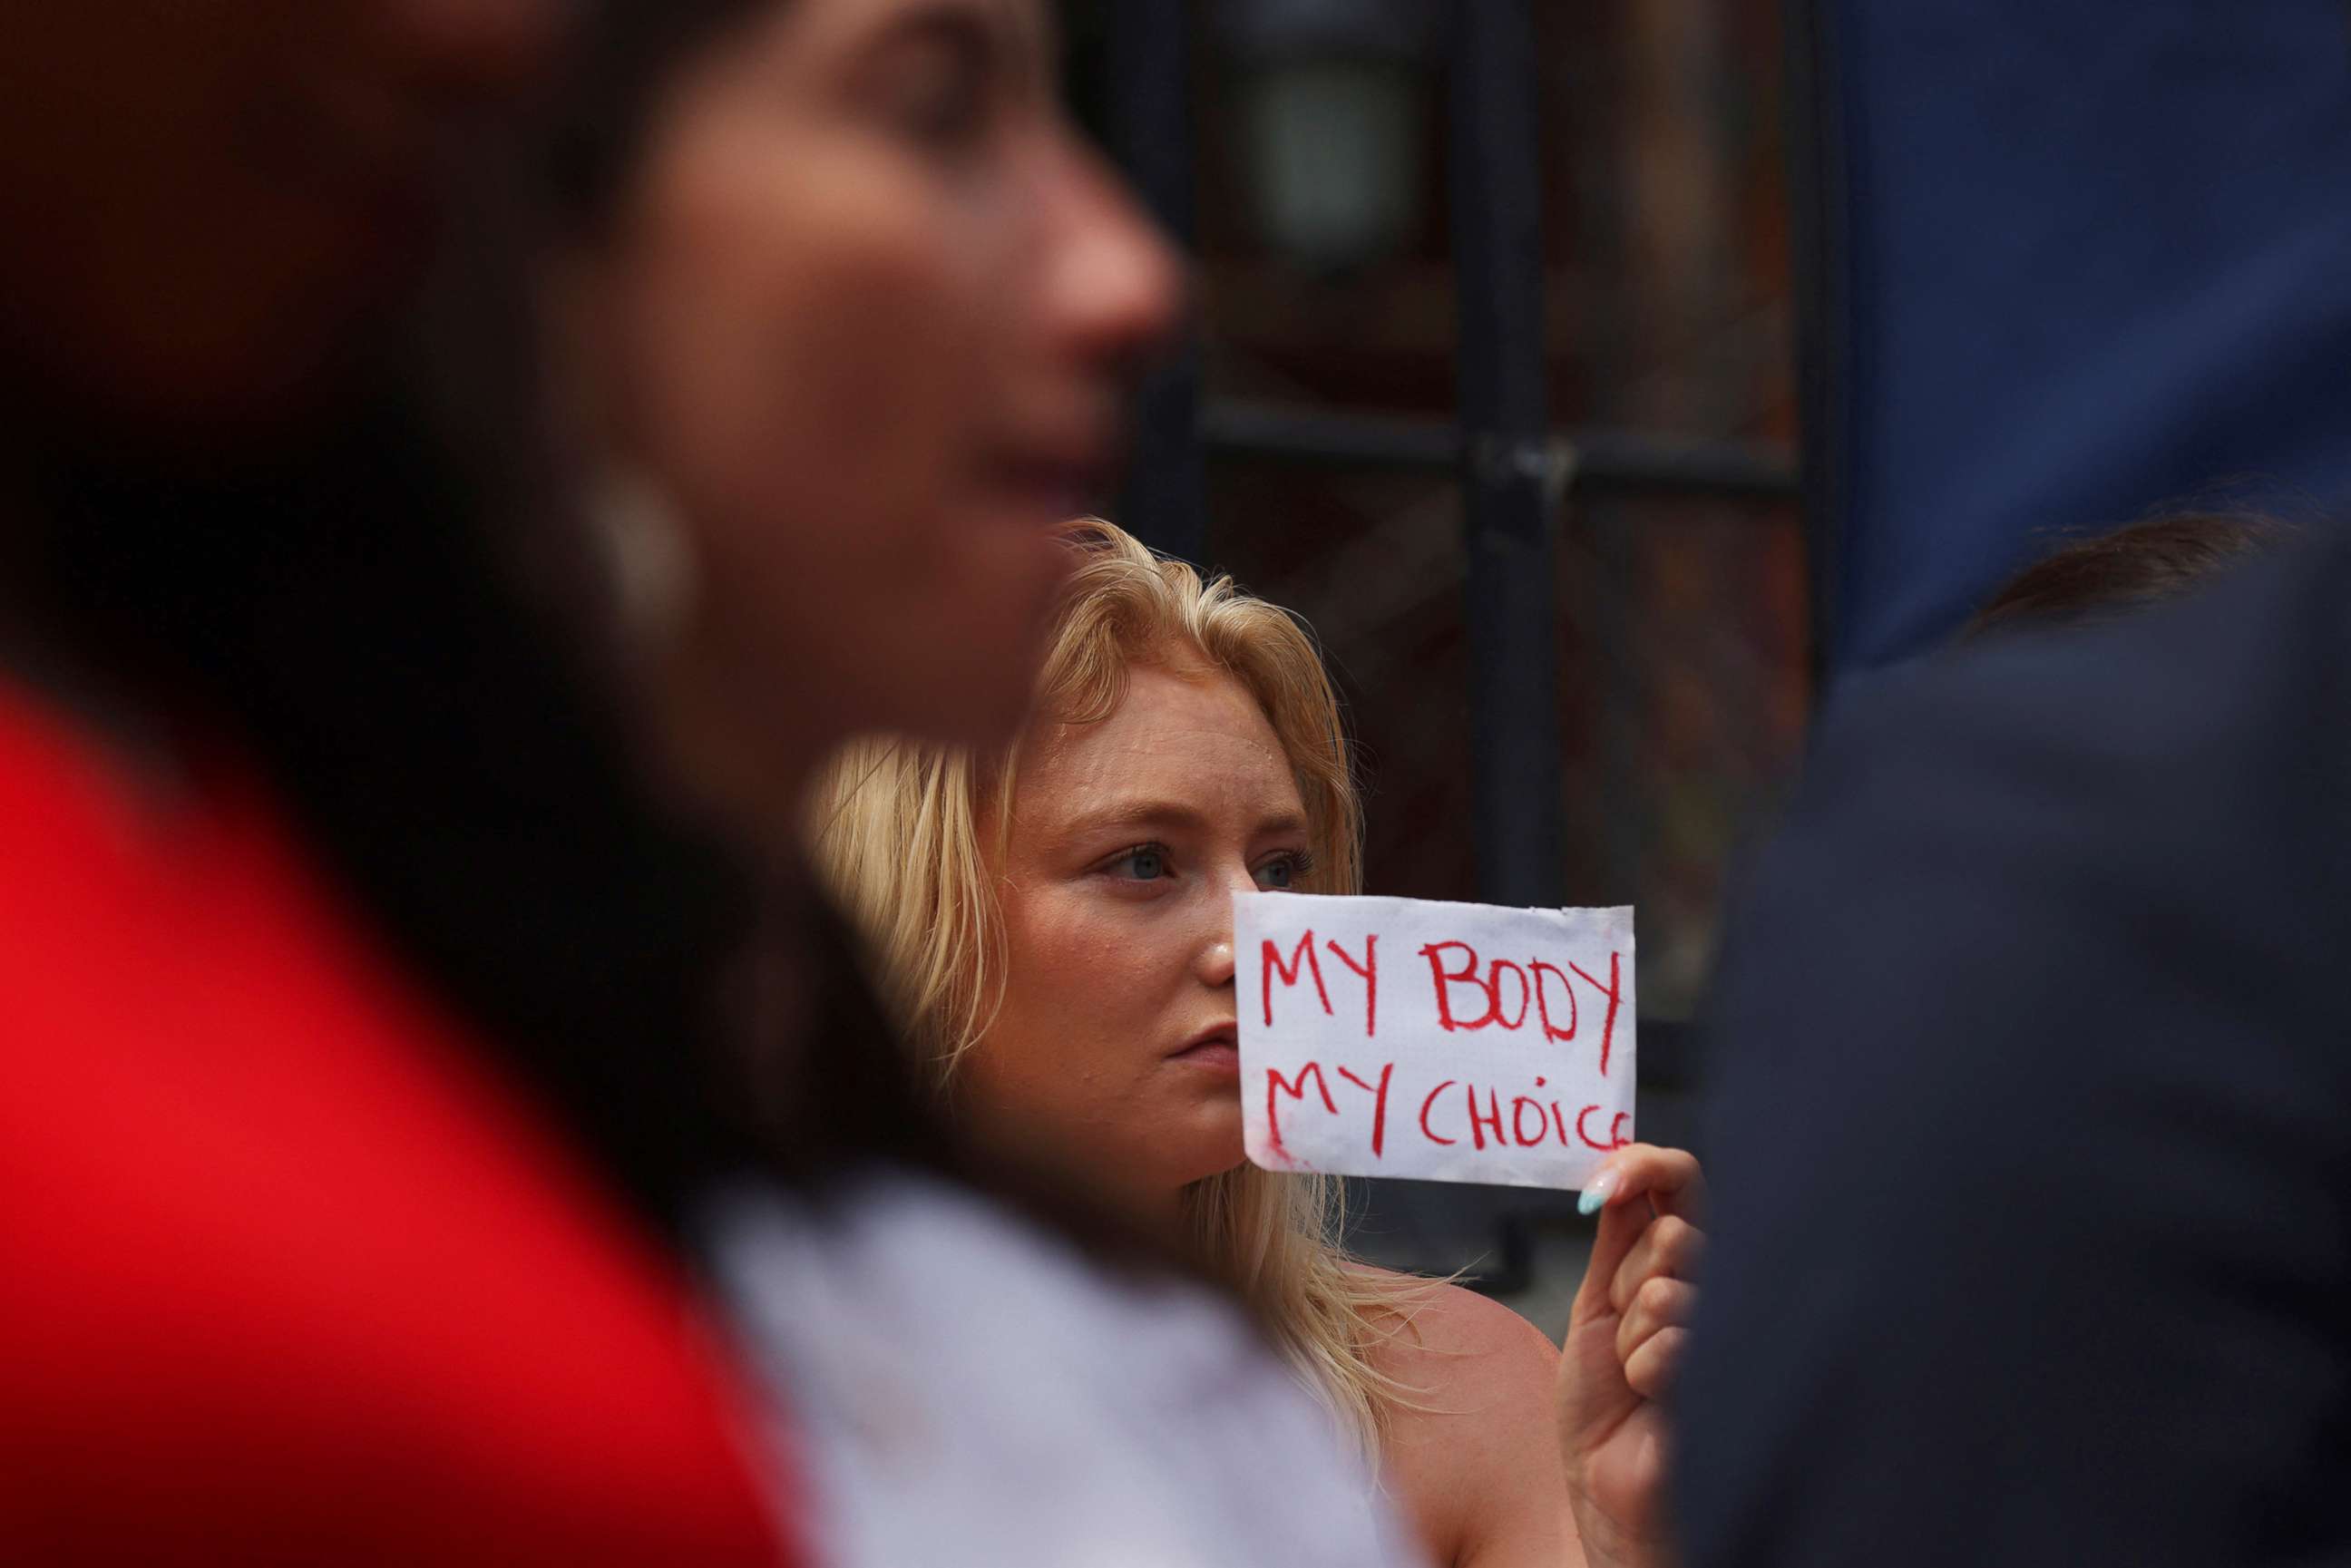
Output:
[982, 446, 1114, 523]
[981, 399, 1124, 522]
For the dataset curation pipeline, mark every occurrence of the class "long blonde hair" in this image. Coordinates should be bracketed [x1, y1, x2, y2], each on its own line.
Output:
[808, 519, 1430, 1453]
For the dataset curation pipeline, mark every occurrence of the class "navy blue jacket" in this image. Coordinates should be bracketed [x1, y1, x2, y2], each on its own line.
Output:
[1678, 526, 2351, 1565]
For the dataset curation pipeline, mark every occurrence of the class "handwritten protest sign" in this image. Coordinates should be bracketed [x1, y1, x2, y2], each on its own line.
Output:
[1235, 893, 1634, 1192]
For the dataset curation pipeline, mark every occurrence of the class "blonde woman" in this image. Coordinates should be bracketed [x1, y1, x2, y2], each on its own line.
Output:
[811, 520, 1701, 1568]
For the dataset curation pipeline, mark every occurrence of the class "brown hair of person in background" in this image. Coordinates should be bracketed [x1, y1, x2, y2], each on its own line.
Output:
[1964, 511, 2293, 638]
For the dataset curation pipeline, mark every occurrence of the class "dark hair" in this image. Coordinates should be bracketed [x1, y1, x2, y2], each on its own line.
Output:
[1965, 511, 2293, 639]
[27, 378, 792, 1233]
[544, 0, 780, 235]
[12, 0, 953, 1241]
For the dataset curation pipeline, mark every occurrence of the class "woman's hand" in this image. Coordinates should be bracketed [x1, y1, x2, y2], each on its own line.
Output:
[1557, 1144, 1705, 1568]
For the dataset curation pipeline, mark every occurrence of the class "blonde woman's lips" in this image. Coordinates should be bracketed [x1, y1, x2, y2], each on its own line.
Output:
[1170, 1026, 1240, 1076]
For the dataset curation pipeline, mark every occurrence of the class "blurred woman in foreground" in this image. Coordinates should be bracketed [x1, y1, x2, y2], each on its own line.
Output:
[543, 2, 1443, 1561]
[811, 520, 1704, 1568]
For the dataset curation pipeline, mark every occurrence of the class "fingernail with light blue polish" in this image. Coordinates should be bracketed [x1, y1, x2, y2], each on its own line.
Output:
[1577, 1169, 1618, 1216]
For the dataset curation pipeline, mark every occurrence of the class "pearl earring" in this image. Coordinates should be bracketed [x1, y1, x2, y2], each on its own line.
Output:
[592, 466, 697, 649]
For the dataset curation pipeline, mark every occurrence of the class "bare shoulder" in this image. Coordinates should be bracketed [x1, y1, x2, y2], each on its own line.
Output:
[1354, 1270, 1575, 1568]
[1359, 1268, 1560, 1402]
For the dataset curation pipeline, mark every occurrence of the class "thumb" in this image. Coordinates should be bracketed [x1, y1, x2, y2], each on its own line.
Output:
[1556, 1279, 1640, 1462]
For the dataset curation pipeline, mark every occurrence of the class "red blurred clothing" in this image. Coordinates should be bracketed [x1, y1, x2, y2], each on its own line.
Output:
[0, 682, 792, 1565]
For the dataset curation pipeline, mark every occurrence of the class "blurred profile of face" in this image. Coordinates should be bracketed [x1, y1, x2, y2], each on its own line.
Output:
[0, 0, 560, 429]
[971, 660, 1312, 1213]
[579, 0, 1180, 794]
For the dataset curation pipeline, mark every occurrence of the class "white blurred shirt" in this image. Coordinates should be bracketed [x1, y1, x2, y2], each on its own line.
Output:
[706, 1170, 1429, 1568]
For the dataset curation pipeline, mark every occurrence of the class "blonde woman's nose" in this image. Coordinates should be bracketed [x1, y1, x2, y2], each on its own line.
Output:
[1197, 862, 1261, 986]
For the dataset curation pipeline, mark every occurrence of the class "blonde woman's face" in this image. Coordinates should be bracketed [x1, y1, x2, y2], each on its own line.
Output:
[585, 0, 1179, 762]
[973, 663, 1313, 1208]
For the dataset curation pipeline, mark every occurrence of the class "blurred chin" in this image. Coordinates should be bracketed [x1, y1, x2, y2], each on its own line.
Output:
[886, 555, 1065, 750]
[903, 649, 1041, 752]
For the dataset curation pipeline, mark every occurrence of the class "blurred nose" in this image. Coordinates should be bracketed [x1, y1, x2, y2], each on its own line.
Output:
[1036, 131, 1184, 374]
[380, 0, 563, 98]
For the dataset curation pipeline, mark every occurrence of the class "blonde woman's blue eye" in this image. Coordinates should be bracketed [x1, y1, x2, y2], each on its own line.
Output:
[1255, 857, 1297, 890]
[1116, 846, 1168, 880]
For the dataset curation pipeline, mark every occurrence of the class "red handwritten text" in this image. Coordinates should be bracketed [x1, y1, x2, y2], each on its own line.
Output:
[1263, 929, 1381, 1037]
[1264, 1062, 1628, 1163]
[1414, 937, 1625, 1074]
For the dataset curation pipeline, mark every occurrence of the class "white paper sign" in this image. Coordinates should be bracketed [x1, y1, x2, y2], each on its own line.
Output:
[1234, 893, 1634, 1191]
